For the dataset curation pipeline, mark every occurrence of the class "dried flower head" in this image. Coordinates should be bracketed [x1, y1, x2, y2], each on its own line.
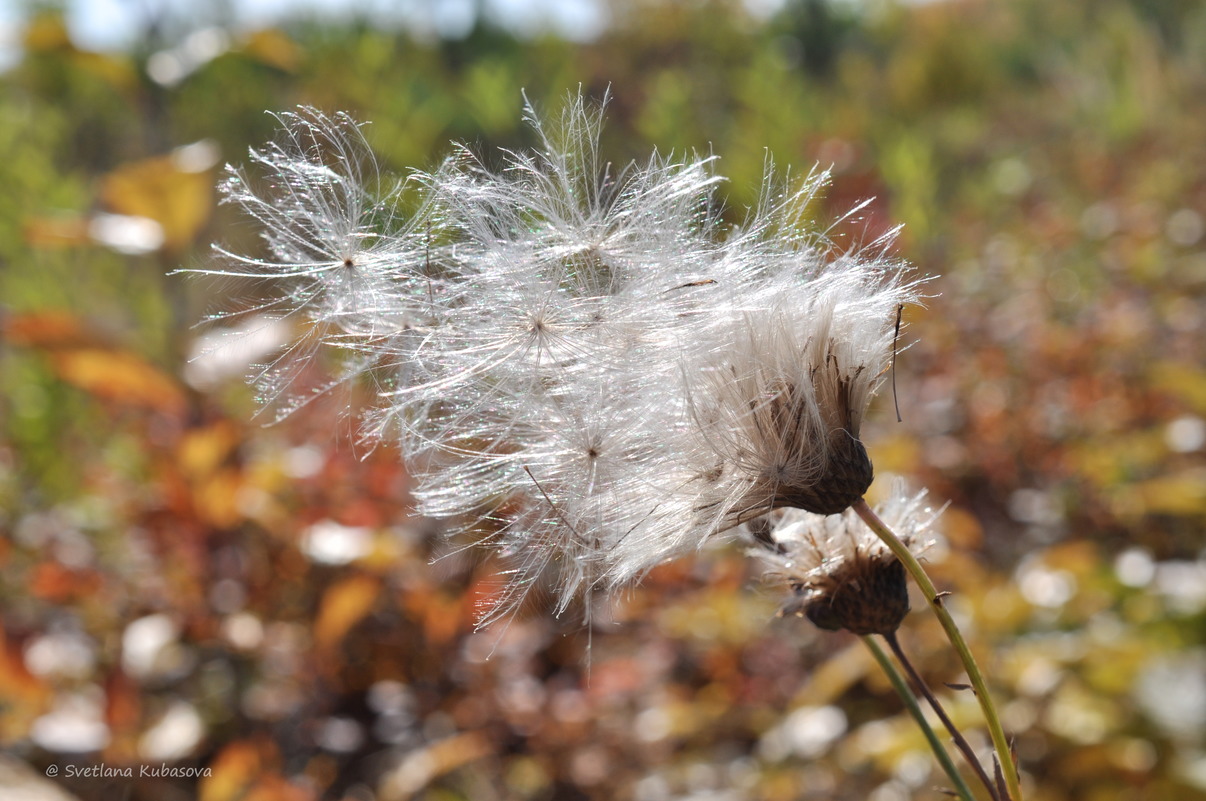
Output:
[684, 262, 908, 520]
[196, 91, 925, 625]
[756, 481, 940, 636]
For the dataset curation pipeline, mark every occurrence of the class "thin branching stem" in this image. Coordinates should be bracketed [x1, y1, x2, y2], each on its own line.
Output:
[862, 635, 977, 801]
[884, 631, 1000, 801]
[853, 499, 1021, 801]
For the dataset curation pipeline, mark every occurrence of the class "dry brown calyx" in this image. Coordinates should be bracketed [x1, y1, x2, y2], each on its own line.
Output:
[782, 550, 909, 636]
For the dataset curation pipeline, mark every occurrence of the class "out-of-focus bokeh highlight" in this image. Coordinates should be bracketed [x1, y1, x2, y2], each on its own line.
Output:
[1, 1, 1205, 799]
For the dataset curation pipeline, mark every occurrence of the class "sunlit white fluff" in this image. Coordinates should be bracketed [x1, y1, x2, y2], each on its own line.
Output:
[601, 184, 919, 587]
[759, 480, 939, 576]
[192, 109, 439, 418]
[688, 260, 913, 512]
[198, 91, 923, 625]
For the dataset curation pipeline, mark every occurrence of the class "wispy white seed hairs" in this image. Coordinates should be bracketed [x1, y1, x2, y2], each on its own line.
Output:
[195, 90, 925, 625]
[197, 109, 438, 420]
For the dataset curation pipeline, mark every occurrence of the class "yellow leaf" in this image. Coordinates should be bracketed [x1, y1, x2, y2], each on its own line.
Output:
[1150, 360, 1206, 413]
[863, 431, 921, 479]
[315, 575, 381, 649]
[200, 741, 264, 801]
[22, 14, 72, 51]
[100, 156, 213, 251]
[22, 14, 137, 91]
[73, 51, 139, 93]
[179, 422, 241, 480]
[1041, 540, 1101, 576]
[1128, 469, 1206, 517]
[195, 469, 246, 529]
[242, 29, 302, 72]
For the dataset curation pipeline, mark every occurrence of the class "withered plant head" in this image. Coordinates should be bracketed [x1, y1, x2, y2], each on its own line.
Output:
[682, 257, 914, 544]
[792, 544, 908, 636]
[755, 482, 940, 636]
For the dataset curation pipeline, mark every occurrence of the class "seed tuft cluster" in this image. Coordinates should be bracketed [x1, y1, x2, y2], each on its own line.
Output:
[194, 92, 923, 623]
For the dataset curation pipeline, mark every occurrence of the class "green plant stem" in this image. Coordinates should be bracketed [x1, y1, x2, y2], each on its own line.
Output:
[862, 635, 978, 801]
[853, 499, 1021, 801]
[885, 631, 1000, 801]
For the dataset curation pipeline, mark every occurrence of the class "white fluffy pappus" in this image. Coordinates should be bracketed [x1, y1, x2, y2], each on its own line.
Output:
[194, 90, 927, 626]
[191, 108, 440, 419]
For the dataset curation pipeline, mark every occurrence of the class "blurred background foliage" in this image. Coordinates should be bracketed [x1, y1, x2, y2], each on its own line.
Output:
[1, 0, 1205, 799]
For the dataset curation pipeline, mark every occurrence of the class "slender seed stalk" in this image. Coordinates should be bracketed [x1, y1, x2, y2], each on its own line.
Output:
[853, 499, 1022, 801]
[884, 631, 1000, 801]
[862, 635, 979, 801]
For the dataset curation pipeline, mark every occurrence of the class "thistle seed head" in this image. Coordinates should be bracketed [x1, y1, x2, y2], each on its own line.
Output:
[197, 90, 927, 625]
[756, 481, 940, 636]
[793, 548, 909, 636]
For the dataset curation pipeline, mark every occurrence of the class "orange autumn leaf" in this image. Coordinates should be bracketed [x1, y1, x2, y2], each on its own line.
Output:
[201, 740, 269, 801]
[1, 310, 93, 349]
[315, 574, 381, 649]
[21, 215, 93, 249]
[50, 348, 187, 415]
[402, 589, 469, 646]
[29, 561, 103, 603]
[104, 670, 142, 747]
